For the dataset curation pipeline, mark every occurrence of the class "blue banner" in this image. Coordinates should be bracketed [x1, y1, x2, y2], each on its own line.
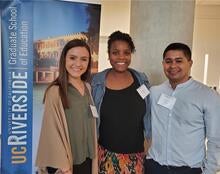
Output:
[1, 0, 33, 173]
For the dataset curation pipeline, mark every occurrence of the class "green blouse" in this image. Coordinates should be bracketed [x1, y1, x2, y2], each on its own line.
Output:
[65, 83, 95, 165]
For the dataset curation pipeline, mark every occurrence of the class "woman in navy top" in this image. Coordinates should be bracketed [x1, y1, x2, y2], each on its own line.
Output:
[91, 31, 151, 174]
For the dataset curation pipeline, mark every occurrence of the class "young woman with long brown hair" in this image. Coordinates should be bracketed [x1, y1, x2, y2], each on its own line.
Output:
[36, 39, 98, 174]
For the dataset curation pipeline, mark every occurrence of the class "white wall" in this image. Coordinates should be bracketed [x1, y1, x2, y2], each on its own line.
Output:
[98, 0, 131, 71]
[130, 1, 195, 85]
[192, 4, 220, 91]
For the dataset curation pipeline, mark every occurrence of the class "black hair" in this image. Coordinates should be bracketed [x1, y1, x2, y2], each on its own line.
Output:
[107, 30, 136, 54]
[163, 42, 191, 60]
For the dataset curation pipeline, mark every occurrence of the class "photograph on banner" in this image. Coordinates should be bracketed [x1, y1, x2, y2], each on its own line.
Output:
[32, 1, 101, 173]
[1, 0, 101, 173]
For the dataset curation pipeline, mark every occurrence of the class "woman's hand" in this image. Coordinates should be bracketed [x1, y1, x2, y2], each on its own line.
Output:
[62, 169, 71, 174]
[56, 168, 71, 174]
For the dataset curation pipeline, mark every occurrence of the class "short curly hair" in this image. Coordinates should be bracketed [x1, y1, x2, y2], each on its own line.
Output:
[107, 31, 136, 54]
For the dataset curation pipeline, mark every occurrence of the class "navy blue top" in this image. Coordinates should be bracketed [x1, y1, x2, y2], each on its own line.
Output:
[98, 72, 146, 153]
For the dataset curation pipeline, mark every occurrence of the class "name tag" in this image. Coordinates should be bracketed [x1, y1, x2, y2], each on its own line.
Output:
[136, 84, 150, 99]
[90, 105, 99, 118]
[157, 93, 176, 110]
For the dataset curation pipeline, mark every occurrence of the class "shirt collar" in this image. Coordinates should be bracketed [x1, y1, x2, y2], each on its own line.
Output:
[165, 77, 194, 89]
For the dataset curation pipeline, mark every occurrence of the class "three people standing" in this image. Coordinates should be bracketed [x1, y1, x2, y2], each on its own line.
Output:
[36, 34, 220, 174]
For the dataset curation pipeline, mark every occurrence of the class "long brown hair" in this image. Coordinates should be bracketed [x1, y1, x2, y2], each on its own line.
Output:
[43, 39, 92, 109]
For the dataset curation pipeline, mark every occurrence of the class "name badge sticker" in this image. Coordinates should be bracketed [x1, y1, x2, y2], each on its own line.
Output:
[137, 84, 150, 99]
[90, 105, 99, 118]
[157, 93, 176, 110]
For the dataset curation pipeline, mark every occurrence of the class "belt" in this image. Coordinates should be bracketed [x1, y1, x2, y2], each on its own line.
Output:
[148, 159, 200, 171]
[164, 165, 191, 170]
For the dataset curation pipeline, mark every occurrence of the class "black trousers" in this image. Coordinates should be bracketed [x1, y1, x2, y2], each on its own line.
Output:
[47, 158, 92, 174]
[144, 159, 202, 174]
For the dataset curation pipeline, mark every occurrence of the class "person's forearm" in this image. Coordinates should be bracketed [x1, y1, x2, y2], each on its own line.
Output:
[92, 157, 98, 174]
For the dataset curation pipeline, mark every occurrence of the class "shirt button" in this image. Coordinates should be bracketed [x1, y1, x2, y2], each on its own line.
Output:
[169, 113, 172, 117]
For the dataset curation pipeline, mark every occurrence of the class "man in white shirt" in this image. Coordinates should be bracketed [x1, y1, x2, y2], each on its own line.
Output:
[145, 43, 220, 174]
